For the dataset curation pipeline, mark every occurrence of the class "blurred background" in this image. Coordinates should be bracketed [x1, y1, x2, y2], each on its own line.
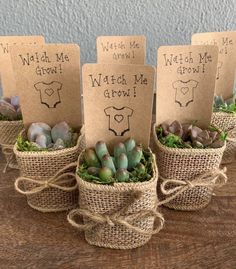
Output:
[0, 0, 235, 66]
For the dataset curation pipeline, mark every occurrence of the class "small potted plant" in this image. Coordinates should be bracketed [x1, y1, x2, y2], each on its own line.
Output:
[0, 96, 24, 172]
[14, 121, 85, 212]
[67, 138, 164, 249]
[153, 120, 227, 211]
[211, 94, 236, 163]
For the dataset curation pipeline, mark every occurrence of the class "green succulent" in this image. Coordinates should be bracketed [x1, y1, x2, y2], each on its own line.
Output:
[78, 138, 153, 184]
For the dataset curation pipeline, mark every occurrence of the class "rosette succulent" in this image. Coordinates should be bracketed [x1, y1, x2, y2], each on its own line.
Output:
[157, 120, 226, 149]
[78, 138, 153, 184]
[17, 121, 78, 151]
[0, 96, 22, 120]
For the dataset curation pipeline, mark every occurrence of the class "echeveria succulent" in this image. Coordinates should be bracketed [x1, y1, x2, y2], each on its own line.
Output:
[17, 121, 78, 151]
[79, 138, 152, 184]
[51, 122, 72, 143]
[157, 120, 226, 149]
[0, 96, 22, 120]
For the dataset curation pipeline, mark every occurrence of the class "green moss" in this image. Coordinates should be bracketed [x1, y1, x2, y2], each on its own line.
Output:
[16, 135, 48, 152]
[77, 149, 153, 185]
[213, 103, 236, 114]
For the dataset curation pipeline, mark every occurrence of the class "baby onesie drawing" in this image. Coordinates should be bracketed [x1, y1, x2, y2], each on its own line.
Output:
[104, 106, 133, 136]
[34, 81, 62, 108]
[172, 80, 198, 107]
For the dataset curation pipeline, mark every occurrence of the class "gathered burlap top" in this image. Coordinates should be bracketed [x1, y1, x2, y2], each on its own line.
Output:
[211, 112, 236, 131]
[153, 123, 227, 210]
[68, 149, 164, 249]
[211, 112, 236, 164]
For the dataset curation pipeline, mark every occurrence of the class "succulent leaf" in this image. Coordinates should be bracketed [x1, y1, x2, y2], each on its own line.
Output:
[115, 169, 129, 182]
[127, 146, 143, 170]
[51, 122, 72, 143]
[116, 153, 128, 170]
[99, 167, 113, 182]
[113, 142, 126, 159]
[53, 138, 65, 150]
[124, 138, 136, 152]
[84, 149, 101, 168]
[95, 141, 109, 161]
[101, 154, 116, 174]
[87, 167, 100, 176]
[35, 134, 47, 148]
[135, 163, 145, 173]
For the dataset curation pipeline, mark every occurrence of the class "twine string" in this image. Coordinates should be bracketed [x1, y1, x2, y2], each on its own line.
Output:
[157, 167, 227, 206]
[14, 162, 78, 195]
[67, 190, 164, 237]
[1, 144, 15, 173]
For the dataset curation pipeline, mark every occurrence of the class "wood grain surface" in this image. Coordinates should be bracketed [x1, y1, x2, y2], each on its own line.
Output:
[0, 143, 236, 269]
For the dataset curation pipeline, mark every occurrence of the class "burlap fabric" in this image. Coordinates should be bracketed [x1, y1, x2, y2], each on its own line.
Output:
[0, 120, 24, 172]
[211, 112, 236, 164]
[153, 124, 227, 211]
[14, 126, 86, 212]
[67, 149, 164, 249]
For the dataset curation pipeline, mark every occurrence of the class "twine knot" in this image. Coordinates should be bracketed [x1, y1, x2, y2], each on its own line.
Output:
[44, 180, 50, 188]
[67, 191, 164, 237]
[185, 180, 194, 188]
[158, 167, 227, 206]
[15, 162, 78, 195]
[1, 144, 16, 173]
[105, 215, 115, 226]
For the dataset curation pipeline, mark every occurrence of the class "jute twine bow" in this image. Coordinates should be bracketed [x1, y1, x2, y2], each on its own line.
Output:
[67, 191, 164, 237]
[15, 162, 78, 195]
[1, 144, 16, 173]
[157, 167, 227, 205]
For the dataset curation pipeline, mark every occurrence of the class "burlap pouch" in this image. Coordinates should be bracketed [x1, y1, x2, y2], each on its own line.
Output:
[153, 124, 227, 211]
[14, 126, 86, 212]
[67, 149, 164, 249]
[211, 112, 236, 164]
[0, 120, 24, 172]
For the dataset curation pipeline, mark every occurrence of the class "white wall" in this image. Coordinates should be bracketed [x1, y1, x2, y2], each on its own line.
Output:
[0, 0, 235, 66]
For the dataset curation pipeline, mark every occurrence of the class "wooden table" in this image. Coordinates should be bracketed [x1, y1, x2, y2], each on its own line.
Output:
[0, 150, 236, 269]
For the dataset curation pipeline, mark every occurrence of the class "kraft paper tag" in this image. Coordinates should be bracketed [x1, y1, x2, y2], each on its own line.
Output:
[83, 64, 155, 148]
[156, 45, 218, 128]
[192, 31, 236, 99]
[0, 36, 45, 96]
[97, 36, 146, 64]
[10, 44, 82, 129]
